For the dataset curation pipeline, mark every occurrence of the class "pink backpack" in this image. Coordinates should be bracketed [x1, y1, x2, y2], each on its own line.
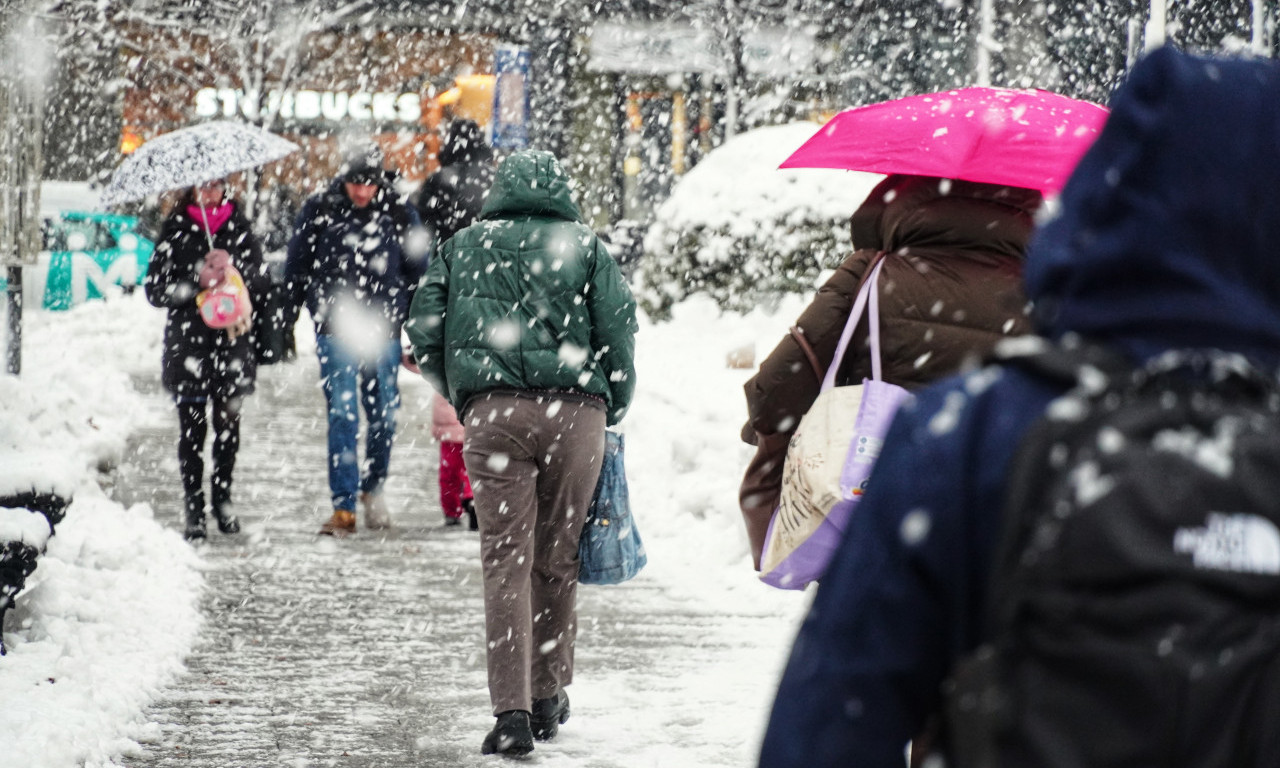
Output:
[197, 266, 250, 329]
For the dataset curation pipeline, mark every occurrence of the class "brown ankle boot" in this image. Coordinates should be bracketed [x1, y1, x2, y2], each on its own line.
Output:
[318, 509, 356, 536]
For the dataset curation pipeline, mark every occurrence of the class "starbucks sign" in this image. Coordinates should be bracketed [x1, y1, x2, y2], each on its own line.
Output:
[194, 88, 422, 124]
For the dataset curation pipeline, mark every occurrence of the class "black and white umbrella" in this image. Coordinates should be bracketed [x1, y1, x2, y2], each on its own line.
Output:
[99, 120, 299, 207]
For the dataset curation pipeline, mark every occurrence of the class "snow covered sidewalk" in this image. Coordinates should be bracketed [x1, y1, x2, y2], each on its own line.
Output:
[1, 293, 813, 767]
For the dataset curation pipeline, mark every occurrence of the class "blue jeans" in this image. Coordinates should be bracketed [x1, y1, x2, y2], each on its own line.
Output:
[316, 335, 401, 512]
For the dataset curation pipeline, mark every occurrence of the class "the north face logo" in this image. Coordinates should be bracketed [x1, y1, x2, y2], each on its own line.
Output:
[1173, 513, 1280, 575]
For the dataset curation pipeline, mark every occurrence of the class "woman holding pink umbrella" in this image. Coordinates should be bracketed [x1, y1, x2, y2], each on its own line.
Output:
[738, 173, 1043, 572]
[144, 177, 271, 541]
[737, 87, 1106, 575]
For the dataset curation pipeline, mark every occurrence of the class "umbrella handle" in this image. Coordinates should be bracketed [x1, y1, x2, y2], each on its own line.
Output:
[196, 204, 215, 250]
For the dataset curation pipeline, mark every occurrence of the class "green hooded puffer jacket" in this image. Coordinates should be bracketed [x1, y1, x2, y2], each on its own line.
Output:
[406, 150, 638, 426]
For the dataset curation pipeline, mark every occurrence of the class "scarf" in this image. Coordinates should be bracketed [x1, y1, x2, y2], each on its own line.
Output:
[187, 202, 234, 234]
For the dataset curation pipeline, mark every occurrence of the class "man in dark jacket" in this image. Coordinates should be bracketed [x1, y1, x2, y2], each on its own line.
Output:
[284, 146, 428, 535]
[740, 174, 1041, 569]
[407, 150, 636, 756]
[758, 48, 1280, 768]
[416, 118, 496, 245]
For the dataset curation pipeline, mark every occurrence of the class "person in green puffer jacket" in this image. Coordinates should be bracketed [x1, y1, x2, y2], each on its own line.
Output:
[406, 149, 637, 757]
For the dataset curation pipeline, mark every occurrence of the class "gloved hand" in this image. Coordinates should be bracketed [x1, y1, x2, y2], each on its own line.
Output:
[199, 249, 232, 288]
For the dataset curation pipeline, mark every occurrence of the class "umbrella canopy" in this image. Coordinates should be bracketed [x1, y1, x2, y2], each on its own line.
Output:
[100, 121, 299, 207]
[780, 87, 1109, 194]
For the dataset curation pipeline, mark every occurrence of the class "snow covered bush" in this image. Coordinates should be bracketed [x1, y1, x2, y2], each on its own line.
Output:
[637, 123, 882, 319]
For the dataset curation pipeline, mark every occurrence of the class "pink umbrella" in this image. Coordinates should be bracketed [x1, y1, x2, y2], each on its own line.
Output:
[780, 87, 1109, 194]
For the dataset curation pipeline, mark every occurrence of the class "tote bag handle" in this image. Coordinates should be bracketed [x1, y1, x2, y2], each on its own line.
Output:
[821, 256, 889, 392]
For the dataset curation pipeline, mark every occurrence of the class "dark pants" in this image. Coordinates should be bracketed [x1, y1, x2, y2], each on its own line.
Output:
[463, 392, 606, 715]
[177, 394, 243, 514]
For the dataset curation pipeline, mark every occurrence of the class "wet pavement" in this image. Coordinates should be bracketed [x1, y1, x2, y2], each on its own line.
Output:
[112, 357, 797, 768]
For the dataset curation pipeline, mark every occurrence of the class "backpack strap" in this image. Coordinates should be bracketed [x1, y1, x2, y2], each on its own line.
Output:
[986, 338, 1145, 634]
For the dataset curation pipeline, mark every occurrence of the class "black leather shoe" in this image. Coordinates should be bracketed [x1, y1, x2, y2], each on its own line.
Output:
[481, 710, 533, 756]
[531, 690, 570, 741]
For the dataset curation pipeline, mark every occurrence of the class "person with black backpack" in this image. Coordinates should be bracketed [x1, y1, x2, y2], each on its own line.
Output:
[759, 47, 1280, 768]
[415, 118, 496, 246]
[284, 145, 429, 536]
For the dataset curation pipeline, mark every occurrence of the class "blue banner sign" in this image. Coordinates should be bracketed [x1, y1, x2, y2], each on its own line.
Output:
[492, 46, 532, 150]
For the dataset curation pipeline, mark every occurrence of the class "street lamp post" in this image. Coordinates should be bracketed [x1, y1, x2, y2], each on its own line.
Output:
[722, 0, 745, 140]
[1252, 0, 1271, 56]
[1145, 0, 1167, 51]
[1, 6, 46, 376]
[976, 0, 995, 86]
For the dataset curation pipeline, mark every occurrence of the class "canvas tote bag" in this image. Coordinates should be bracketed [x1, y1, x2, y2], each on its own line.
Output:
[760, 258, 912, 589]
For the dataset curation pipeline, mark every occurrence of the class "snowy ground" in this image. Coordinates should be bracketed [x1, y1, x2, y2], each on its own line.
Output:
[0, 285, 817, 767]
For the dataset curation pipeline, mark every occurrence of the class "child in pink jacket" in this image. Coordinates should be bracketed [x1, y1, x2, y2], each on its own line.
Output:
[432, 392, 476, 529]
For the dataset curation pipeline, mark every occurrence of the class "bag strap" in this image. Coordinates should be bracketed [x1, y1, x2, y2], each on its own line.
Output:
[789, 326, 824, 382]
[868, 258, 886, 381]
[821, 254, 889, 392]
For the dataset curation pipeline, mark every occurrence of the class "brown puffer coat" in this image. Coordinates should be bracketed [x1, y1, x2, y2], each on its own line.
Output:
[739, 174, 1042, 569]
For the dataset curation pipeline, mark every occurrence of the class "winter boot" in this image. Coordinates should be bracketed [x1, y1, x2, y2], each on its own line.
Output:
[183, 494, 207, 542]
[318, 509, 356, 537]
[531, 690, 570, 741]
[480, 710, 534, 756]
[360, 492, 391, 530]
[211, 497, 241, 535]
[443, 515, 462, 527]
[463, 497, 478, 531]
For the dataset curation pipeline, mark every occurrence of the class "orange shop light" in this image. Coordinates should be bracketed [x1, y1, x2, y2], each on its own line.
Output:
[120, 130, 144, 155]
[436, 74, 495, 125]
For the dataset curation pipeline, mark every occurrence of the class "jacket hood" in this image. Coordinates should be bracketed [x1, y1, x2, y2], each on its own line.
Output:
[438, 119, 494, 166]
[479, 150, 582, 223]
[850, 174, 1042, 259]
[1026, 47, 1280, 368]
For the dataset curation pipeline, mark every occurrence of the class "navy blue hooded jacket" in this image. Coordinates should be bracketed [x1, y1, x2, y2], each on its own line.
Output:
[284, 178, 427, 341]
[759, 47, 1280, 768]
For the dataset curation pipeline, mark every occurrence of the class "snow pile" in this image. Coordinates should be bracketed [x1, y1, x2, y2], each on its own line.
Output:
[0, 296, 203, 767]
[624, 292, 812, 601]
[0, 507, 52, 550]
[0, 297, 159, 498]
[651, 123, 869, 233]
[638, 122, 883, 317]
[1, 494, 203, 768]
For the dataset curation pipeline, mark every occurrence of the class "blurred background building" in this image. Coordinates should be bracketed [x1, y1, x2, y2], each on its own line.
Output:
[25, 0, 1280, 237]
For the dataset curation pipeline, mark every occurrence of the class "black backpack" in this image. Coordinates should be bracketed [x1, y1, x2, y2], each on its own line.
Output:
[945, 338, 1280, 768]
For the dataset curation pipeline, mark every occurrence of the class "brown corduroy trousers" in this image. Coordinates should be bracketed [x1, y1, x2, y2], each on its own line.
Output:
[462, 392, 606, 715]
